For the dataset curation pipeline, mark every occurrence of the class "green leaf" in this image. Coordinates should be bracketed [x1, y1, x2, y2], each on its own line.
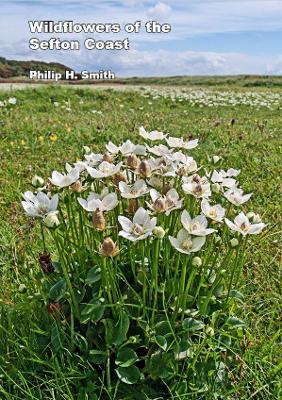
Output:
[225, 316, 245, 329]
[116, 347, 138, 367]
[112, 311, 130, 346]
[116, 365, 141, 384]
[182, 318, 205, 333]
[89, 349, 107, 364]
[155, 335, 167, 351]
[51, 322, 63, 353]
[155, 320, 171, 337]
[49, 279, 66, 301]
[80, 302, 105, 324]
[229, 290, 244, 302]
[86, 267, 101, 285]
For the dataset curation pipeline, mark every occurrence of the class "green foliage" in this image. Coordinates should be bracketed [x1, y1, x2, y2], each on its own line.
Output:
[0, 85, 281, 400]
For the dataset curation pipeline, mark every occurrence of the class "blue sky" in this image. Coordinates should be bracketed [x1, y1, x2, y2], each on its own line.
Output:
[0, 0, 282, 76]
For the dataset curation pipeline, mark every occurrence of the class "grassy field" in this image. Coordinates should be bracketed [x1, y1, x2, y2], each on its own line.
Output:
[0, 84, 281, 399]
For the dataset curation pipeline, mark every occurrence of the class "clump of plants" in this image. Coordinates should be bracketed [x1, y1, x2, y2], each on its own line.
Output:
[22, 127, 265, 398]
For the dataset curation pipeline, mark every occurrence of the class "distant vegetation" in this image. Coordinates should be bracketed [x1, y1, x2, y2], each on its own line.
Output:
[117, 75, 282, 88]
[0, 56, 282, 87]
[0, 56, 70, 78]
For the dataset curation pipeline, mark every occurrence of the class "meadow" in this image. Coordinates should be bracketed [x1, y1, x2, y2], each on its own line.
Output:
[0, 83, 281, 399]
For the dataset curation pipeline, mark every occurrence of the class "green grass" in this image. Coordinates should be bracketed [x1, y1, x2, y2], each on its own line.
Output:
[0, 85, 281, 399]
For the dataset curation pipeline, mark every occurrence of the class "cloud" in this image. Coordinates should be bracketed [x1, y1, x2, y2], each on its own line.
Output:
[148, 2, 171, 18]
[267, 57, 282, 75]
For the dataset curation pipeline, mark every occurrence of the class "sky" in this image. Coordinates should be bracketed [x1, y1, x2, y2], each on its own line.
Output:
[0, 0, 282, 76]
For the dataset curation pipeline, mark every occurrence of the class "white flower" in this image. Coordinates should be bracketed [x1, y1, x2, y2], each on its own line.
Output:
[50, 167, 79, 188]
[166, 136, 198, 150]
[147, 144, 173, 158]
[21, 192, 58, 218]
[8, 97, 17, 105]
[201, 199, 225, 223]
[119, 179, 149, 199]
[106, 140, 146, 156]
[224, 188, 252, 206]
[87, 161, 122, 179]
[44, 211, 60, 228]
[211, 170, 237, 189]
[225, 212, 265, 236]
[118, 207, 157, 242]
[148, 188, 183, 215]
[139, 126, 166, 141]
[78, 192, 118, 212]
[181, 210, 216, 236]
[213, 156, 220, 164]
[169, 229, 206, 254]
[84, 153, 103, 167]
[0, 101, 5, 107]
[182, 174, 211, 199]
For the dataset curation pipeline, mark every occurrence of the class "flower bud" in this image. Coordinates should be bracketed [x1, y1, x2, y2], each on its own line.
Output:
[127, 198, 138, 214]
[127, 153, 140, 169]
[247, 212, 255, 219]
[39, 252, 54, 274]
[205, 326, 215, 336]
[230, 238, 239, 248]
[83, 145, 91, 154]
[44, 211, 60, 228]
[71, 180, 83, 193]
[212, 156, 220, 164]
[192, 256, 202, 268]
[92, 209, 106, 231]
[153, 226, 165, 239]
[153, 197, 166, 213]
[253, 213, 262, 223]
[212, 183, 221, 193]
[32, 175, 44, 188]
[102, 152, 112, 163]
[112, 171, 128, 187]
[101, 237, 119, 257]
[138, 160, 151, 177]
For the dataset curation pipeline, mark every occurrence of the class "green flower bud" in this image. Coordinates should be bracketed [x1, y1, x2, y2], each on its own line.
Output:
[212, 155, 220, 164]
[192, 256, 202, 268]
[44, 211, 60, 228]
[32, 175, 44, 188]
[205, 326, 215, 336]
[230, 238, 239, 248]
[153, 226, 166, 239]
[212, 183, 221, 193]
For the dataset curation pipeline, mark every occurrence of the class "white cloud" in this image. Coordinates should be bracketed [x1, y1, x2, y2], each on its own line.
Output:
[148, 2, 171, 18]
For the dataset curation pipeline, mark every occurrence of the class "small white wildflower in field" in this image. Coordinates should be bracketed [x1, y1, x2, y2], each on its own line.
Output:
[8, 97, 17, 105]
[225, 212, 266, 235]
[139, 126, 166, 141]
[169, 229, 206, 254]
[22, 192, 58, 218]
[78, 192, 118, 212]
[149, 188, 183, 215]
[87, 161, 122, 179]
[50, 166, 79, 188]
[201, 199, 225, 223]
[118, 207, 157, 242]
[182, 174, 211, 198]
[166, 136, 198, 150]
[119, 179, 149, 199]
[181, 210, 216, 236]
[224, 187, 252, 206]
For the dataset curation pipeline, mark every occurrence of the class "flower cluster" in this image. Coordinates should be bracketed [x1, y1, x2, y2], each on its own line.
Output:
[22, 126, 265, 246]
[21, 126, 266, 390]
[0, 97, 17, 108]
[142, 87, 282, 109]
